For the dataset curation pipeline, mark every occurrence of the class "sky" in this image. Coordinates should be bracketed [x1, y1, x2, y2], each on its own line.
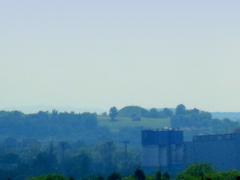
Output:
[0, 0, 240, 112]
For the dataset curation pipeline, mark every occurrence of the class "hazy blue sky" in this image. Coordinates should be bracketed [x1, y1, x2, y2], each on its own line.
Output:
[0, 0, 240, 112]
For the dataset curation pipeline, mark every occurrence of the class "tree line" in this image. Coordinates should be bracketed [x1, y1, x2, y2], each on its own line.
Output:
[109, 106, 173, 121]
[30, 164, 240, 180]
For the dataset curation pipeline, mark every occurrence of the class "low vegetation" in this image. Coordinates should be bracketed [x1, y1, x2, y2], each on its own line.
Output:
[30, 164, 240, 180]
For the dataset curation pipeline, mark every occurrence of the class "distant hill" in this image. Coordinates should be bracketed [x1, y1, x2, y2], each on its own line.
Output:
[118, 106, 149, 117]
[212, 112, 240, 121]
[97, 115, 170, 132]
[1, 105, 105, 114]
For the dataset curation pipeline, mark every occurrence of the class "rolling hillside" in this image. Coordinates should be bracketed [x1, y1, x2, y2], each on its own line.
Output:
[97, 116, 170, 132]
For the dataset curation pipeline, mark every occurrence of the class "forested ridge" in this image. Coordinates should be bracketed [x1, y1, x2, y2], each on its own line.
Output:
[0, 105, 239, 179]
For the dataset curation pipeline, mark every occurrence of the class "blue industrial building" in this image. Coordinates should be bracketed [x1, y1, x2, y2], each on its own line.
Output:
[141, 129, 240, 174]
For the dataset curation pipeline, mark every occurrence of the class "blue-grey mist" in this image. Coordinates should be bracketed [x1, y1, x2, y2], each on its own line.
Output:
[0, 0, 240, 112]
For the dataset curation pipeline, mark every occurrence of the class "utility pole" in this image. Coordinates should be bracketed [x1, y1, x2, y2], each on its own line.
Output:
[121, 140, 130, 172]
[59, 141, 67, 163]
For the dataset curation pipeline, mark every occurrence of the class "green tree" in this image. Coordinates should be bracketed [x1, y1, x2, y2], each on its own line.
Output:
[162, 108, 173, 117]
[149, 108, 159, 118]
[109, 107, 118, 121]
[32, 152, 58, 174]
[107, 172, 121, 180]
[64, 152, 92, 178]
[134, 168, 145, 180]
[30, 174, 67, 180]
[162, 172, 170, 180]
[176, 104, 186, 115]
[177, 164, 215, 180]
[155, 171, 162, 180]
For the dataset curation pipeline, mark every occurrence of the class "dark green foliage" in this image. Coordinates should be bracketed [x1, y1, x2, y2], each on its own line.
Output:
[19, 166, 240, 180]
[177, 164, 214, 179]
[118, 106, 148, 118]
[64, 153, 92, 178]
[134, 168, 145, 180]
[155, 171, 162, 180]
[109, 107, 118, 121]
[32, 152, 58, 174]
[94, 176, 105, 180]
[175, 104, 186, 115]
[30, 174, 67, 180]
[177, 164, 217, 180]
[0, 110, 108, 144]
[147, 108, 173, 119]
[149, 108, 159, 118]
[171, 104, 239, 135]
[162, 172, 170, 180]
[0, 139, 141, 179]
[176, 164, 240, 180]
[107, 172, 121, 180]
[162, 108, 173, 118]
[118, 106, 173, 119]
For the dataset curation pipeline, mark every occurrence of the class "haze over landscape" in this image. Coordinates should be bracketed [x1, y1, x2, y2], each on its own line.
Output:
[2, 1, 240, 180]
[1, 0, 240, 112]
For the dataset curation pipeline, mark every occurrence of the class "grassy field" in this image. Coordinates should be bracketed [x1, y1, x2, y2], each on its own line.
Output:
[97, 116, 171, 132]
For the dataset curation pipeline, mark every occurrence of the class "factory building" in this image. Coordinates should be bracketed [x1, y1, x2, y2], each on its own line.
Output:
[141, 129, 240, 174]
[141, 129, 184, 173]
